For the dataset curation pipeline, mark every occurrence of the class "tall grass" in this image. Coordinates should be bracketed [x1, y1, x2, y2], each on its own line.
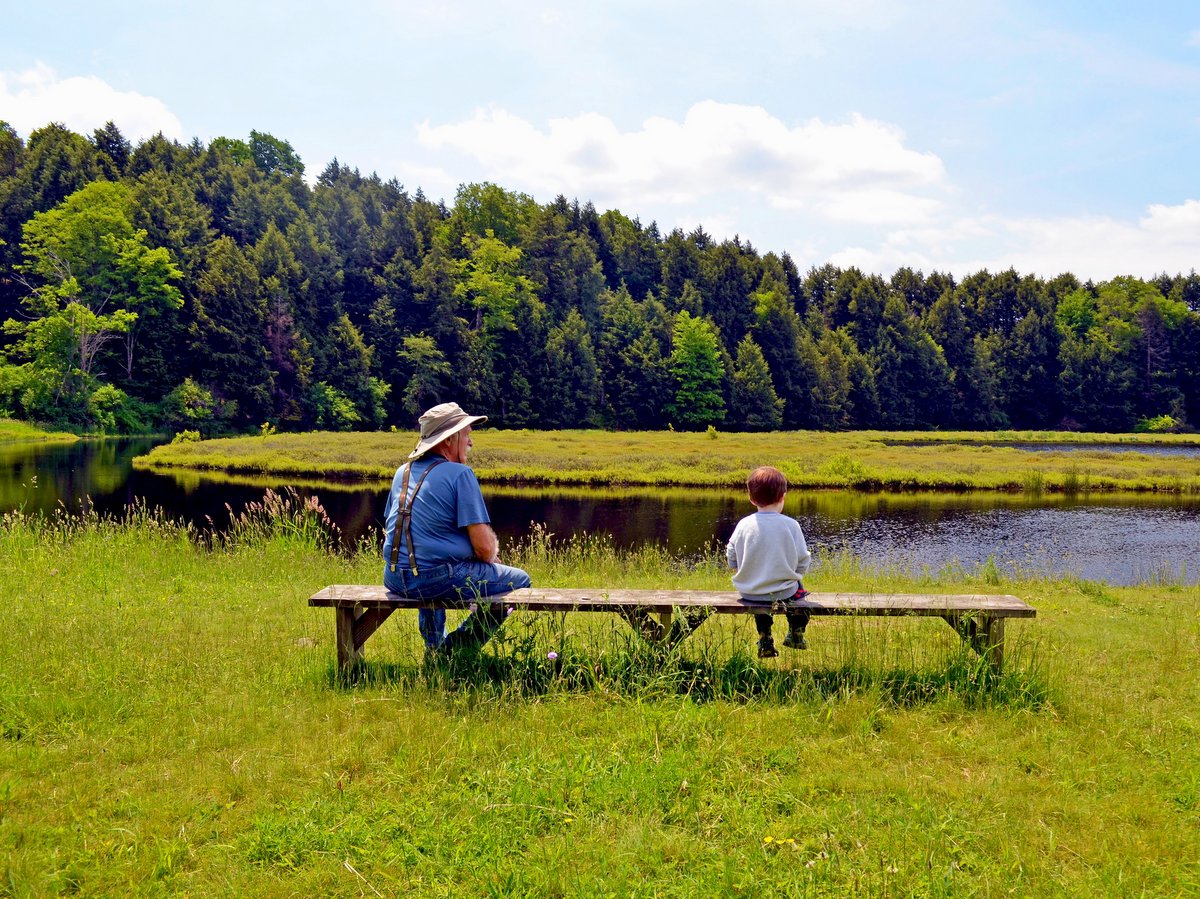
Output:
[224, 486, 344, 551]
[1, 500, 1197, 895]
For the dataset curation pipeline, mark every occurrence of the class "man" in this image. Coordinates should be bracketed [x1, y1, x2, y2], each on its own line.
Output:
[382, 402, 531, 654]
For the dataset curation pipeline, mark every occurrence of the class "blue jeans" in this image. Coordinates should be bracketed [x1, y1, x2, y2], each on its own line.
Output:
[383, 560, 532, 652]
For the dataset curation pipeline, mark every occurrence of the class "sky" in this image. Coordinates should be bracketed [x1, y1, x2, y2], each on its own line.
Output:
[2, 0, 1198, 281]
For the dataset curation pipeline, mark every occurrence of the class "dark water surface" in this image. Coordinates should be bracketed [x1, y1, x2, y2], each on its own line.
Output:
[4, 438, 1199, 585]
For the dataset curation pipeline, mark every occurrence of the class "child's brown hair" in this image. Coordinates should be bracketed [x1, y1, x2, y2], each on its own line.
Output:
[747, 466, 787, 507]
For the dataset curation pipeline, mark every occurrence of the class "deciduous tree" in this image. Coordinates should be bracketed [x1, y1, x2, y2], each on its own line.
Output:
[667, 311, 725, 429]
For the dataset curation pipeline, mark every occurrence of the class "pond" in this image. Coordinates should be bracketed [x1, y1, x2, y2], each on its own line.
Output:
[4, 438, 1199, 586]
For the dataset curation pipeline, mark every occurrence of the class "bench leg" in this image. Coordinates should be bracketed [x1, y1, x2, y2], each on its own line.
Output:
[980, 618, 1005, 672]
[334, 606, 396, 673]
[335, 607, 360, 671]
[943, 614, 1005, 672]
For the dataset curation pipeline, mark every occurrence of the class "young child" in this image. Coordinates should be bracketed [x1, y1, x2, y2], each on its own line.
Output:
[726, 466, 812, 658]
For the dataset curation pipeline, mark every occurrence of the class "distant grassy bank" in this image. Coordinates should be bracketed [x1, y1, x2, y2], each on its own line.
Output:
[0, 506, 1196, 895]
[0, 419, 80, 444]
[134, 428, 1200, 493]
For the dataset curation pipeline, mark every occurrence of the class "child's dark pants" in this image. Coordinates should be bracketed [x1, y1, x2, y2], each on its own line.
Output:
[755, 610, 810, 638]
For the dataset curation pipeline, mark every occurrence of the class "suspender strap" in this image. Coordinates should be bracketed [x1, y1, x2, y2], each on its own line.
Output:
[388, 457, 447, 574]
[387, 465, 412, 572]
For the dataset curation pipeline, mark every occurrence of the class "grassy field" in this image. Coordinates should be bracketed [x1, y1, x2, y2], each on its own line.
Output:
[0, 420, 79, 445]
[1, 502, 1197, 896]
[134, 428, 1200, 493]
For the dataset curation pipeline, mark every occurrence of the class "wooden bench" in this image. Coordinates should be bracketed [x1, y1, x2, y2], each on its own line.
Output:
[309, 586, 1035, 674]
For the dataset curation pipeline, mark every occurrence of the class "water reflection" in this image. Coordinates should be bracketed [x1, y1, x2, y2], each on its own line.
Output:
[2, 438, 1198, 585]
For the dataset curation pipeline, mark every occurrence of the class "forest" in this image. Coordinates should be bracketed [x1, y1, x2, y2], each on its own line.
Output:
[1, 120, 1198, 435]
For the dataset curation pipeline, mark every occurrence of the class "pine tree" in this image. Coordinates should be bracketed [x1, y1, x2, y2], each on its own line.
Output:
[730, 335, 783, 430]
[597, 287, 671, 429]
[544, 309, 601, 427]
[191, 236, 272, 425]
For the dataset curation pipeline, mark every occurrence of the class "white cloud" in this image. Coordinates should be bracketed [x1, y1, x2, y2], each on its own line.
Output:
[406, 100, 1195, 281]
[0, 63, 183, 143]
[830, 200, 1200, 279]
[1141, 197, 1200, 234]
[416, 101, 947, 226]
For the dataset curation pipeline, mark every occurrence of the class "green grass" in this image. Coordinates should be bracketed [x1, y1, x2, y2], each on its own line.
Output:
[1, 503, 1197, 896]
[0, 420, 79, 444]
[134, 428, 1200, 493]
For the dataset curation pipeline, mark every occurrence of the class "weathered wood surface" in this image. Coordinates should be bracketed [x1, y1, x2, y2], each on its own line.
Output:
[310, 585, 1036, 619]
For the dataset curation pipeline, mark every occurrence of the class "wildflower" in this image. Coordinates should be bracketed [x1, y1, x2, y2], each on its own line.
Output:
[763, 836, 773, 844]
[547, 651, 558, 660]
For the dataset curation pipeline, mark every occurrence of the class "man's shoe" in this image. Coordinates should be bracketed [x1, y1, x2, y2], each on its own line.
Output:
[757, 636, 779, 658]
[782, 629, 808, 650]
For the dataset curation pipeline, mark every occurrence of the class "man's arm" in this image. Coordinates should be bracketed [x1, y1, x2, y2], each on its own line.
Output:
[467, 522, 499, 563]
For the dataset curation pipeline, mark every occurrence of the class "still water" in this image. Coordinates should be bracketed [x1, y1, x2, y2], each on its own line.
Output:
[4, 438, 1199, 586]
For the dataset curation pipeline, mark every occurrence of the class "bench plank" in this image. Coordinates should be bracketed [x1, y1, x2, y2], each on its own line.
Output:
[309, 585, 1035, 618]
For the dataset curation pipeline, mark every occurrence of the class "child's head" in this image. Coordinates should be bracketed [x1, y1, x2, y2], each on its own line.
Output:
[747, 466, 787, 507]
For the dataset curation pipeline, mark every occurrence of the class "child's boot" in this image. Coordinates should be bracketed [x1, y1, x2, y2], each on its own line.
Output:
[754, 612, 778, 658]
[782, 608, 810, 650]
[782, 628, 807, 650]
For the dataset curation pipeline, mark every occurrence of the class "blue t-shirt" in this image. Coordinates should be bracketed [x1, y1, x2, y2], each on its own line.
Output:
[381, 457, 491, 570]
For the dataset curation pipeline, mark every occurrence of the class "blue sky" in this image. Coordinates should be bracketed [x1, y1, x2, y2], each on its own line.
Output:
[3, 0, 1198, 279]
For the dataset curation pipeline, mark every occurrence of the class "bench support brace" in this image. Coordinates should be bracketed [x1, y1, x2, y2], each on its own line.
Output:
[941, 613, 1005, 672]
[618, 606, 712, 650]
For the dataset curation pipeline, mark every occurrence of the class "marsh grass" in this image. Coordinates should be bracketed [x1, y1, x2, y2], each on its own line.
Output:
[134, 428, 1200, 493]
[1, 502, 1198, 896]
[0, 420, 79, 444]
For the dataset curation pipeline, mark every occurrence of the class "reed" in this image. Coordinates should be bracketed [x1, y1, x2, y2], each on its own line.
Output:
[1, 502, 1197, 896]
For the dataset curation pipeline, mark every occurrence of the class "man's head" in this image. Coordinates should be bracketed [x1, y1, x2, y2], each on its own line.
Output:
[746, 466, 787, 508]
[434, 425, 473, 463]
[409, 402, 487, 461]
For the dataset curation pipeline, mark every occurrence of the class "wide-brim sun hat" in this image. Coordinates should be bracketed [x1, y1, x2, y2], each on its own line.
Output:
[409, 402, 487, 459]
